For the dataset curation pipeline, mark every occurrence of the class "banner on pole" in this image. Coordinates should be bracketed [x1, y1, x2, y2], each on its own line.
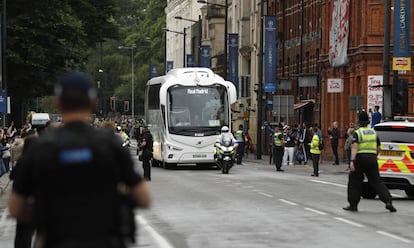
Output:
[393, 0, 411, 71]
[328, 0, 350, 67]
[200, 46, 211, 68]
[166, 61, 174, 73]
[150, 65, 158, 78]
[264, 16, 277, 93]
[228, 34, 239, 92]
[0, 91, 7, 114]
[186, 55, 195, 67]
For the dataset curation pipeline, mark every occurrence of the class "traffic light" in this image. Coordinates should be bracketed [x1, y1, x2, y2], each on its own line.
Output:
[392, 79, 408, 115]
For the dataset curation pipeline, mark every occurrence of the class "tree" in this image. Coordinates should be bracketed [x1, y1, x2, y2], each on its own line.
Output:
[6, 0, 119, 124]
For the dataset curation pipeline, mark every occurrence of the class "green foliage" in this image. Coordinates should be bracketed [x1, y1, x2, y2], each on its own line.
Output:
[84, 0, 166, 116]
[6, 0, 166, 122]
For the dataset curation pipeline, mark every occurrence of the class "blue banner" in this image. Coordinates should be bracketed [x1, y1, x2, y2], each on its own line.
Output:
[264, 16, 277, 93]
[166, 61, 174, 73]
[150, 65, 158, 78]
[200, 46, 211, 68]
[228, 33, 239, 93]
[186, 55, 195, 67]
[394, 0, 411, 57]
[0, 90, 7, 114]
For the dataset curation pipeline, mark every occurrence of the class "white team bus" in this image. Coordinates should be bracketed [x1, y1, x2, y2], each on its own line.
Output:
[145, 68, 237, 168]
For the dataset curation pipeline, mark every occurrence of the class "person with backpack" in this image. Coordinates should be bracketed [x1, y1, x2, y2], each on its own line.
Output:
[8, 72, 151, 248]
[310, 127, 322, 177]
[140, 126, 153, 181]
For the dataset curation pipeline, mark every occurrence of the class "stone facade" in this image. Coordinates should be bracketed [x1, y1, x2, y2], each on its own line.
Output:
[165, 0, 203, 68]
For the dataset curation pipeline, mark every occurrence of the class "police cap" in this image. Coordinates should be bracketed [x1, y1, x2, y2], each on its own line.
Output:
[55, 72, 97, 111]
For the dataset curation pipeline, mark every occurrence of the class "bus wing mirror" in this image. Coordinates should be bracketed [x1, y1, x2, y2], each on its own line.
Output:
[227, 81, 237, 104]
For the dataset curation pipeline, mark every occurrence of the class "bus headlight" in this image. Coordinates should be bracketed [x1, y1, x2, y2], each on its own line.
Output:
[167, 144, 183, 151]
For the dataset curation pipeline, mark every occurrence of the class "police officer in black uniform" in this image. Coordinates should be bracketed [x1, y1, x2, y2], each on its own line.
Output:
[140, 126, 153, 181]
[8, 72, 151, 248]
[343, 111, 396, 212]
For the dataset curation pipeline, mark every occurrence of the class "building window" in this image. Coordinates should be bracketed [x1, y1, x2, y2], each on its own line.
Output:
[240, 75, 251, 98]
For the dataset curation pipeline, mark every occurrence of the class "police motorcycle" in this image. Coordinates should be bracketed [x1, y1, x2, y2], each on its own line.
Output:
[215, 126, 238, 174]
[116, 126, 130, 147]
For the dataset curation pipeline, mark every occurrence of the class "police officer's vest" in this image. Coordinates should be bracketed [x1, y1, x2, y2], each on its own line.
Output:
[235, 130, 244, 142]
[356, 127, 377, 154]
[274, 131, 284, 147]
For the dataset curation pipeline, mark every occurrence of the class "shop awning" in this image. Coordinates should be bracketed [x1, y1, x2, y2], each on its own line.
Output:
[294, 101, 313, 110]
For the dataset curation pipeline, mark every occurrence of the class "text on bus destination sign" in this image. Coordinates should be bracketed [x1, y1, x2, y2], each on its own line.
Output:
[187, 89, 209, 94]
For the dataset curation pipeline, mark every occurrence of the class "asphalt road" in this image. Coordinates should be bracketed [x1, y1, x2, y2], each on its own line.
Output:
[1, 151, 413, 248]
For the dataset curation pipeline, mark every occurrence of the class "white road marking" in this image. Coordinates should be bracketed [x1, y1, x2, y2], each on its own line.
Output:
[376, 231, 413, 243]
[136, 215, 175, 248]
[257, 192, 274, 198]
[310, 179, 347, 188]
[391, 193, 404, 198]
[243, 185, 255, 189]
[279, 199, 298, 206]
[334, 217, 364, 228]
[304, 207, 328, 215]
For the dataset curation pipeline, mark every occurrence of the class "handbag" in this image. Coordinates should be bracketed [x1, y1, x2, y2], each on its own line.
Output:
[296, 150, 304, 162]
[138, 150, 143, 161]
[2, 150, 11, 159]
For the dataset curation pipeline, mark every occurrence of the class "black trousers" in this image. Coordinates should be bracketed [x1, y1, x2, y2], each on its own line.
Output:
[311, 153, 320, 176]
[142, 158, 151, 180]
[273, 146, 284, 170]
[347, 154, 392, 207]
[331, 144, 339, 164]
[14, 221, 34, 248]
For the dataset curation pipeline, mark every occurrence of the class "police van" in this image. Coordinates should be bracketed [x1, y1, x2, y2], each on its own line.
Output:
[370, 119, 414, 198]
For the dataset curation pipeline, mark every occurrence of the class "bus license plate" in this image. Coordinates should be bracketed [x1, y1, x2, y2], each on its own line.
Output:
[380, 150, 403, 157]
[193, 154, 207, 158]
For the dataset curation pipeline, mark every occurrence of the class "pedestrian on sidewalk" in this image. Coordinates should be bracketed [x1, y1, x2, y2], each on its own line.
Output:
[298, 122, 311, 165]
[344, 127, 355, 165]
[343, 111, 396, 212]
[328, 121, 340, 165]
[310, 127, 322, 177]
[282, 126, 296, 166]
[8, 72, 151, 248]
[371, 105, 382, 128]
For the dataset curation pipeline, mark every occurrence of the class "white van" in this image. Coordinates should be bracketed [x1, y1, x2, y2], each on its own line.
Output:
[31, 113, 50, 127]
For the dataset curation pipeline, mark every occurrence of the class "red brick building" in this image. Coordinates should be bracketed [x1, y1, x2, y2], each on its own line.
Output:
[266, 0, 322, 126]
[266, 0, 414, 161]
[320, 0, 414, 159]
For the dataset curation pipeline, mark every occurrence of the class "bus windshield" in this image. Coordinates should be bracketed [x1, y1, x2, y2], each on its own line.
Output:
[167, 85, 229, 136]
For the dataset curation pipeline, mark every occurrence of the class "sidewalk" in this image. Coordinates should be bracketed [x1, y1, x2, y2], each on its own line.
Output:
[244, 154, 350, 175]
[0, 173, 11, 198]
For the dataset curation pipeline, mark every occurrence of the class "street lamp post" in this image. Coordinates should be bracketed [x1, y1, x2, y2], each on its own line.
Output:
[118, 44, 137, 119]
[164, 28, 186, 67]
[197, 0, 228, 79]
[175, 15, 202, 66]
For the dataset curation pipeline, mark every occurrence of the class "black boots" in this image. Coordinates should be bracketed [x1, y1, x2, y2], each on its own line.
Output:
[385, 203, 397, 212]
[343, 206, 358, 212]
